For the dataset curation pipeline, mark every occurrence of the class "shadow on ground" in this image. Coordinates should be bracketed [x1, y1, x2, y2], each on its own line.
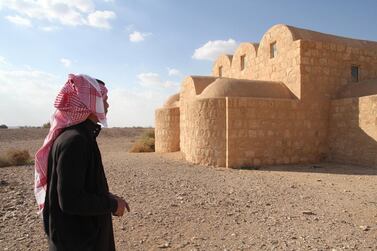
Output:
[237, 162, 377, 176]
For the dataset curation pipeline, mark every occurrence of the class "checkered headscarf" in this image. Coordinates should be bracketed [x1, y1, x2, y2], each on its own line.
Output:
[34, 74, 108, 212]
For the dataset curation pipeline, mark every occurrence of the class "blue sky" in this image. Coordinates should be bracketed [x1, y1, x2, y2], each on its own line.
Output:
[0, 0, 376, 127]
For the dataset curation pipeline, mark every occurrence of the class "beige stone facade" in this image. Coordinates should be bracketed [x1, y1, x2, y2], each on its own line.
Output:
[155, 24, 377, 168]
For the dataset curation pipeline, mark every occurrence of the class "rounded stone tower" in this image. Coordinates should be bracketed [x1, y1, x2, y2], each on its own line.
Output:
[155, 93, 180, 152]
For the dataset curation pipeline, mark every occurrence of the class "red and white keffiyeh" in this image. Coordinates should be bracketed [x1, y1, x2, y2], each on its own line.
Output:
[34, 74, 108, 212]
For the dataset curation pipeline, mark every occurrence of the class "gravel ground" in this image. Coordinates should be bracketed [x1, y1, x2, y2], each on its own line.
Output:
[0, 128, 376, 251]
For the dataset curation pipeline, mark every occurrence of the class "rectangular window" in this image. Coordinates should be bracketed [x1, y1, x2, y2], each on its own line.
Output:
[240, 54, 246, 71]
[351, 65, 359, 82]
[270, 42, 277, 58]
[219, 66, 223, 77]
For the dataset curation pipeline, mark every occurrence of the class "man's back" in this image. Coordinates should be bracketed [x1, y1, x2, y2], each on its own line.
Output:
[43, 120, 117, 251]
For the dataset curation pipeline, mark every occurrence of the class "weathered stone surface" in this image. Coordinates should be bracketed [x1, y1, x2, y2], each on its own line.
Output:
[155, 24, 377, 168]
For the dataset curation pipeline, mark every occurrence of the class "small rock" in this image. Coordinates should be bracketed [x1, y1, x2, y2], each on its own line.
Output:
[302, 211, 316, 215]
[158, 242, 170, 249]
[0, 180, 9, 186]
[359, 225, 370, 231]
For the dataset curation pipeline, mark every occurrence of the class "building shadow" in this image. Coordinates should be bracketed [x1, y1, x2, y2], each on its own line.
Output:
[247, 162, 377, 176]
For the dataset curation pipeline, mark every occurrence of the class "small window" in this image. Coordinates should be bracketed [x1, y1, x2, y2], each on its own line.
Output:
[270, 42, 277, 58]
[218, 66, 223, 77]
[240, 54, 246, 71]
[351, 65, 359, 82]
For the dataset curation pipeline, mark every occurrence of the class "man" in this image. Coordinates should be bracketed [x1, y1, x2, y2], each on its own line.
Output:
[34, 74, 129, 251]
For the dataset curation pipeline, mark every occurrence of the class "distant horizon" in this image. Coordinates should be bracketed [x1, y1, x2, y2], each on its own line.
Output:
[1, 0, 376, 127]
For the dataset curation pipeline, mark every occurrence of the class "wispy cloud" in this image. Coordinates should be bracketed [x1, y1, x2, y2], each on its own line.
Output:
[125, 24, 134, 32]
[87, 10, 116, 29]
[108, 87, 170, 127]
[60, 58, 72, 67]
[1, 0, 116, 29]
[5, 15, 32, 27]
[192, 39, 238, 61]
[129, 31, 151, 42]
[137, 72, 179, 88]
[0, 56, 8, 65]
[0, 62, 62, 126]
[167, 68, 181, 77]
[39, 26, 59, 32]
[0, 58, 178, 127]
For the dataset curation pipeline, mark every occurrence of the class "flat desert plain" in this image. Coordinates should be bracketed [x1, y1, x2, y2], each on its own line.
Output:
[0, 128, 377, 251]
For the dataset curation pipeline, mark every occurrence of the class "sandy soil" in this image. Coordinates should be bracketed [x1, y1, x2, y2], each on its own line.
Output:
[0, 128, 376, 251]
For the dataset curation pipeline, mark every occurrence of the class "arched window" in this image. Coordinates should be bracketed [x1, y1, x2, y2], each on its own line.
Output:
[240, 54, 246, 71]
[270, 42, 277, 58]
[351, 65, 359, 82]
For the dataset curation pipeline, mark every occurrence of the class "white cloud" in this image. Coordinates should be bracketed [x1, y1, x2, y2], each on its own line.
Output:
[192, 38, 239, 61]
[0, 64, 62, 127]
[60, 58, 72, 67]
[5, 15, 32, 27]
[129, 31, 151, 42]
[0, 58, 180, 127]
[40, 25, 59, 32]
[87, 10, 116, 29]
[137, 72, 178, 89]
[1, 0, 115, 29]
[108, 87, 170, 127]
[0, 56, 8, 65]
[167, 68, 181, 77]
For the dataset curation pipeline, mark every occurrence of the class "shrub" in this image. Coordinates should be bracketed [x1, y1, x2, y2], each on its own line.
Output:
[129, 130, 155, 153]
[42, 122, 50, 128]
[0, 149, 34, 167]
[0, 124, 8, 129]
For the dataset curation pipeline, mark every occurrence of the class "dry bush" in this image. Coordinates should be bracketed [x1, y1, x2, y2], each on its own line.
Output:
[42, 122, 51, 128]
[129, 130, 155, 153]
[0, 158, 10, 168]
[0, 149, 34, 167]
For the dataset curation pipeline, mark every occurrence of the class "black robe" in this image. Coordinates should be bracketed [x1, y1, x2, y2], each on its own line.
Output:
[43, 120, 118, 251]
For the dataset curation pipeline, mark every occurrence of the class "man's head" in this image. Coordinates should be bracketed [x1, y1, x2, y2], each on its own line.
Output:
[88, 79, 109, 123]
[96, 79, 109, 115]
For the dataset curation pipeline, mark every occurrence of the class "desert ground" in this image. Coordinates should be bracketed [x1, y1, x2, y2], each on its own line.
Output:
[0, 128, 376, 251]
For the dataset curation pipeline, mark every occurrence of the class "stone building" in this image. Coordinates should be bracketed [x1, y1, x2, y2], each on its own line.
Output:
[155, 24, 377, 168]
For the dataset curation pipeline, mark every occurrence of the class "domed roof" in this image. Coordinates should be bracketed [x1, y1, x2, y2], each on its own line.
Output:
[337, 79, 377, 99]
[186, 76, 218, 95]
[198, 78, 295, 99]
[163, 93, 180, 108]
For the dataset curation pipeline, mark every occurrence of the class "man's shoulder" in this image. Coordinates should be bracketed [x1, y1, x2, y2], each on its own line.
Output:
[55, 126, 89, 149]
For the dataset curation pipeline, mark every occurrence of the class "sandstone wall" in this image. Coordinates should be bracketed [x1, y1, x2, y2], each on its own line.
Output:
[230, 43, 258, 79]
[212, 55, 233, 78]
[329, 95, 377, 167]
[155, 107, 180, 153]
[180, 76, 217, 156]
[230, 24, 302, 99]
[183, 98, 226, 166]
[300, 40, 377, 102]
[226, 97, 327, 168]
[298, 38, 377, 166]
